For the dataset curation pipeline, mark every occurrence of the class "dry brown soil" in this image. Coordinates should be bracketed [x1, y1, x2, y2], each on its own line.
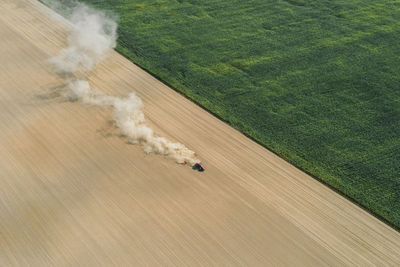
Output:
[1, 0, 400, 266]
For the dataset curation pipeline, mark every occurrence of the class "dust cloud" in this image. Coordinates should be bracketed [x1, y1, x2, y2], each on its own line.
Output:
[48, 1, 199, 165]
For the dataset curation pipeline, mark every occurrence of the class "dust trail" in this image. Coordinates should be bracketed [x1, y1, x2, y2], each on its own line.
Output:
[48, 1, 199, 165]
[48, 2, 117, 73]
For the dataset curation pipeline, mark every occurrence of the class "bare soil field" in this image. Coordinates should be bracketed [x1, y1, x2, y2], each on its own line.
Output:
[0, 0, 399, 266]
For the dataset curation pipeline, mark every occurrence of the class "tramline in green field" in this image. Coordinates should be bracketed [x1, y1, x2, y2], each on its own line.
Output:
[43, 0, 400, 229]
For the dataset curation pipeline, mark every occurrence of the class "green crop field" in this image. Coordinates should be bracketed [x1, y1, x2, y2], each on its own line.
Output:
[43, 0, 400, 229]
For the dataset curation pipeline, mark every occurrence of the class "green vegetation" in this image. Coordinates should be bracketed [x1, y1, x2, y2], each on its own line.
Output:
[44, 0, 400, 229]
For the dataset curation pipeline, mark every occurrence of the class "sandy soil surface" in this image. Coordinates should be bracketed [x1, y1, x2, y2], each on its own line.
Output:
[0, 0, 399, 266]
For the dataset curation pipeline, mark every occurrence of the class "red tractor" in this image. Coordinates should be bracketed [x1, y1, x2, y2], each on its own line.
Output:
[192, 162, 205, 172]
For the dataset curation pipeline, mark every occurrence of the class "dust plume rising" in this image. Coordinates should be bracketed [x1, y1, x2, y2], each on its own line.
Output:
[49, 1, 199, 165]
